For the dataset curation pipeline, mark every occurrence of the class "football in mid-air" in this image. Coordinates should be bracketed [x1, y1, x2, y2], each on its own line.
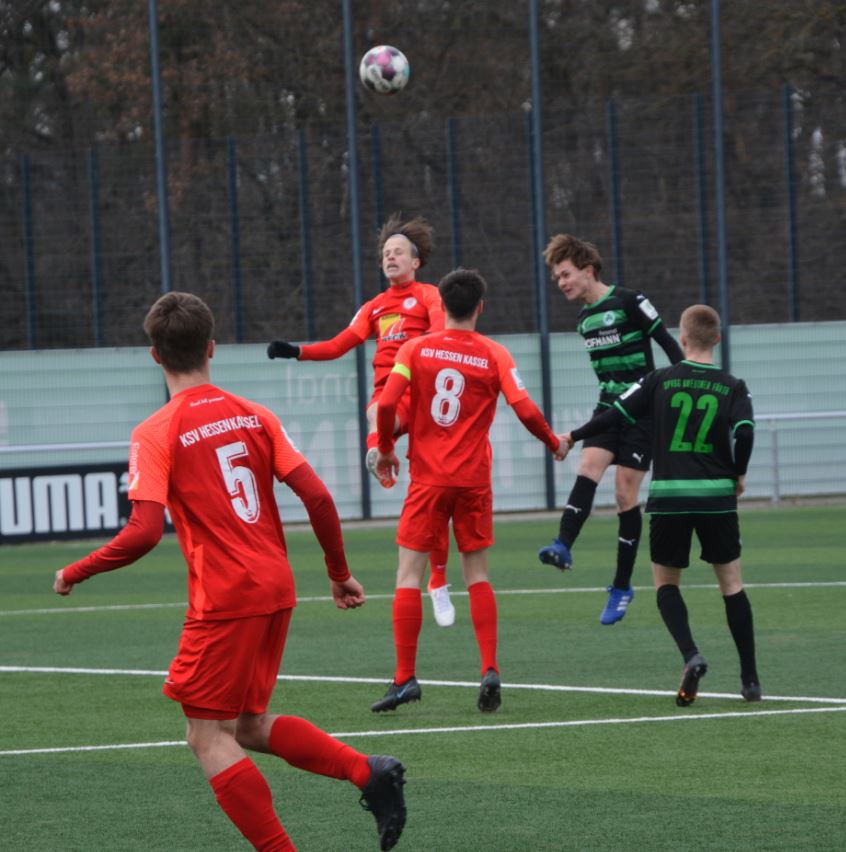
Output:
[359, 45, 410, 95]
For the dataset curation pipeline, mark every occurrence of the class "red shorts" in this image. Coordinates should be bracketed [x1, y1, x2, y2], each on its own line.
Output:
[368, 382, 411, 436]
[163, 608, 292, 720]
[397, 481, 493, 554]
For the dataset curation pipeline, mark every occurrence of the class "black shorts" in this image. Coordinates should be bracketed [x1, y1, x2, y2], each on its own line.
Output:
[649, 513, 741, 569]
[583, 405, 652, 471]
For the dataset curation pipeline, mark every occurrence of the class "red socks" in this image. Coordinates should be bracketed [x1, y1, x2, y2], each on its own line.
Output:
[210, 757, 294, 851]
[393, 587, 423, 683]
[268, 716, 371, 789]
[427, 551, 448, 591]
[468, 581, 498, 674]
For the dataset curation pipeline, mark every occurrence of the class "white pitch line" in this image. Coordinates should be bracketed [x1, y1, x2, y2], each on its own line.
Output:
[2, 665, 845, 705]
[3, 705, 845, 758]
[2, 580, 844, 617]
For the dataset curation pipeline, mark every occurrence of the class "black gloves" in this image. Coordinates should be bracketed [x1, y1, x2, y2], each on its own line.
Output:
[267, 341, 301, 360]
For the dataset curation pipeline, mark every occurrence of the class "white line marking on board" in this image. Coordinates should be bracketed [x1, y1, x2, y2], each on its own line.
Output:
[3, 705, 845, 757]
[2, 580, 844, 617]
[2, 665, 845, 705]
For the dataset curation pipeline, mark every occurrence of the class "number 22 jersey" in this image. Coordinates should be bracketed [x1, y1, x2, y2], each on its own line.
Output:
[613, 361, 754, 514]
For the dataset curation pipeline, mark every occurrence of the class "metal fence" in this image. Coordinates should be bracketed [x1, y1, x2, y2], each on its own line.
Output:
[2, 84, 846, 353]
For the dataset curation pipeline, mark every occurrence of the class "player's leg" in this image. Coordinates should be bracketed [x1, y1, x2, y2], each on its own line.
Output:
[371, 482, 438, 712]
[456, 485, 501, 712]
[701, 514, 761, 701]
[371, 544, 429, 712]
[598, 464, 646, 625]
[538, 444, 613, 570]
[187, 715, 295, 851]
[650, 515, 708, 706]
[236, 609, 407, 849]
[164, 615, 294, 849]
[364, 400, 398, 488]
[427, 524, 455, 627]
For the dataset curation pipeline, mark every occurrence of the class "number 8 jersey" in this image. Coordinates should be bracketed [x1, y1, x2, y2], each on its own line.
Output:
[612, 360, 754, 514]
[127, 383, 305, 619]
[391, 329, 531, 488]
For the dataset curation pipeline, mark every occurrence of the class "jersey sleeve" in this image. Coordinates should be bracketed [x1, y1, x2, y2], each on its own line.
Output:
[299, 327, 364, 360]
[631, 290, 663, 336]
[347, 297, 376, 339]
[490, 340, 530, 406]
[249, 401, 308, 480]
[127, 418, 170, 505]
[613, 374, 652, 423]
[730, 379, 755, 432]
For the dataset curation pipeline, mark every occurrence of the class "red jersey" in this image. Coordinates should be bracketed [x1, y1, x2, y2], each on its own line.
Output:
[127, 383, 305, 620]
[389, 330, 531, 487]
[300, 280, 444, 388]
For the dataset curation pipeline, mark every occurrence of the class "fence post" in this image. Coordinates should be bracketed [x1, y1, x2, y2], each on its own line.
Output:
[692, 93, 711, 306]
[770, 423, 780, 505]
[226, 136, 244, 343]
[87, 147, 104, 347]
[342, 0, 373, 519]
[370, 122, 387, 291]
[783, 84, 800, 322]
[606, 99, 625, 287]
[297, 130, 317, 340]
[21, 154, 37, 349]
[446, 116, 463, 268]
[710, 0, 731, 371]
[528, 0, 555, 511]
[147, 0, 172, 294]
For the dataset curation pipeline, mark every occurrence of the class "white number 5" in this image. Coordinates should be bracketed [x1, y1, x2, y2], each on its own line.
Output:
[215, 441, 261, 524]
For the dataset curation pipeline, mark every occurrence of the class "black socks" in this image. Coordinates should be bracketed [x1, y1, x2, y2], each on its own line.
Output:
[613, 506, 642, 589]
[656, 584, 698, 661]
[558, 475, 598, 545]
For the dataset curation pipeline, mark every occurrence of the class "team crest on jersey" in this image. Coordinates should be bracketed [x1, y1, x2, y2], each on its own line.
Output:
[603, 310, 616, 326]
[403, 297, 418, 309]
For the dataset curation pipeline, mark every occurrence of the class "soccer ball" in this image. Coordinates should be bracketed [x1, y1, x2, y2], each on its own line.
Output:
[359, 45, 410, 95]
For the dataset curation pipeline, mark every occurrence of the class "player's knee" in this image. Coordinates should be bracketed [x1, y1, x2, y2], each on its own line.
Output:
[234, 714, 265, 750]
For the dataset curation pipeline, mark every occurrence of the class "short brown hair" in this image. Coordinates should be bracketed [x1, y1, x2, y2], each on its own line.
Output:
[543, 233, 603, 276]
[377, 212, 434, 267]
[680, 304, 721, 349]
[143, 292, 214, 373]
[438, 267, 487, 320]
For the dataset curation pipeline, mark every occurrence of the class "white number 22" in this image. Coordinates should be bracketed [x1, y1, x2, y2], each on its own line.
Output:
[215, 441, 261, 524]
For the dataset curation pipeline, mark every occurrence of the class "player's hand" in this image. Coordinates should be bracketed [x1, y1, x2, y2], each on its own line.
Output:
[553, 433, 573, 461]
[376, 451, 400, 486]
[53, 569, 73, 596]
[267, 341, 301, 360]
[735, 475, 746, 497]
[331, 576, 366, 609]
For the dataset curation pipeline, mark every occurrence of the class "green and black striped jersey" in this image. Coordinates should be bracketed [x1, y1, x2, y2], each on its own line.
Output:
[614, 360, 755, 514]
[576, 285, 665, 406]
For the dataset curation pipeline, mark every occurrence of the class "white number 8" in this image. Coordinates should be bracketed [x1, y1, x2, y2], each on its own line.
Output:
[431, 367, 465, 427]
[215, 441, 261, 524]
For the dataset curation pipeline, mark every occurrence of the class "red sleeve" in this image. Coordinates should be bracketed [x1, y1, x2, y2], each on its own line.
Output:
[299, 327, 365, 361]
[283, 463, 351, 583]
[62, 500, 165, 585]
[512, 398, 560, 453]
[377, 370, 409, 453]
